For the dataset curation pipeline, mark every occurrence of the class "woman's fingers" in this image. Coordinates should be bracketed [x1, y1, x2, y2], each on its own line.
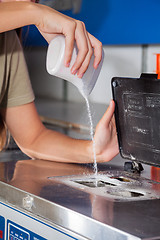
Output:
[69, 21, 89, 76]
[101, 100, 116, 127]
[76, 47, 93, 78]
[64, 28, 75, 67]
[88, 33, 103, 69]
[64, 20, 99, 78]
[76, 29, 93, 78]
[70, 23, 102, 77]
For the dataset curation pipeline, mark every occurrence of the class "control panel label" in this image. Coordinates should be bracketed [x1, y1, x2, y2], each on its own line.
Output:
[7, 221, 46, 240]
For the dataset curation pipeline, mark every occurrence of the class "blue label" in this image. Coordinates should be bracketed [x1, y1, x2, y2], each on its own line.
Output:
[7, 221, 46, 240]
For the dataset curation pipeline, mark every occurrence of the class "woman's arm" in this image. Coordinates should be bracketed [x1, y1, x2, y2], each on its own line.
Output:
[0, 1, 102, 77]
[2, 101, 119, 163]
[0, 2, 36, 32]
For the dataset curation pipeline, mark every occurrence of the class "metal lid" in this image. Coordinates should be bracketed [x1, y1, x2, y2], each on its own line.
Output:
[112, 73, 160, 167]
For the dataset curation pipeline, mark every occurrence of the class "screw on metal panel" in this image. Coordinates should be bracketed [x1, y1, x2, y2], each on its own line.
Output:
[112, 81, 117, 87]
[23, 195, 34, 210]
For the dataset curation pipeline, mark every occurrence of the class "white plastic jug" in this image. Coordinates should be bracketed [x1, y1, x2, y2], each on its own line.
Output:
[46, 35, 104, 97]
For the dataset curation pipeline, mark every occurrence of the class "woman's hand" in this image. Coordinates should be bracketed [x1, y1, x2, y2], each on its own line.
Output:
[93, 100, 119, 162]
[0, 1, 102, 78]
[36, 4, 102, 78]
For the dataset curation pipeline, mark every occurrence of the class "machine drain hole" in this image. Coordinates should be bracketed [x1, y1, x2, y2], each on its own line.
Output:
[107, 189, 144, 198]
[110, 176, 131, 182]
[74, 179, 116, 188]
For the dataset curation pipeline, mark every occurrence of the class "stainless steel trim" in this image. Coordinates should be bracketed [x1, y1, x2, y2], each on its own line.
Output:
[0, 181, 140, 240]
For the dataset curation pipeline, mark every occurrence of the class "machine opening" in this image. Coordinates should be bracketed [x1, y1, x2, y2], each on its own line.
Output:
[49, 173, 160, 201]
[110, 176, 131, 182]
[74, 179, 116, 188]
[106, 189, 144, 198]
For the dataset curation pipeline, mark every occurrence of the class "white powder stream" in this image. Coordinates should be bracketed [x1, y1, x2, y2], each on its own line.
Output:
[84, 95, 98, 175]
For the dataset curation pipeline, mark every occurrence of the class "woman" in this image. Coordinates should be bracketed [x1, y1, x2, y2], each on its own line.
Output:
[0, 0, 119, 163]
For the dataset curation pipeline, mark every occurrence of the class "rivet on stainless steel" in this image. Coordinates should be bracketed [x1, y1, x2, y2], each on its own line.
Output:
[23, 195, 34, 210]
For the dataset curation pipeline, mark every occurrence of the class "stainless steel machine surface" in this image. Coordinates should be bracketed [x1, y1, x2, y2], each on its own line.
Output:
[0, 99, 160, 240]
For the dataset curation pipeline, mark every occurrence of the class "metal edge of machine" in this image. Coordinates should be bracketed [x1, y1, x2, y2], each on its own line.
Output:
[0, 180, 140, 240]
